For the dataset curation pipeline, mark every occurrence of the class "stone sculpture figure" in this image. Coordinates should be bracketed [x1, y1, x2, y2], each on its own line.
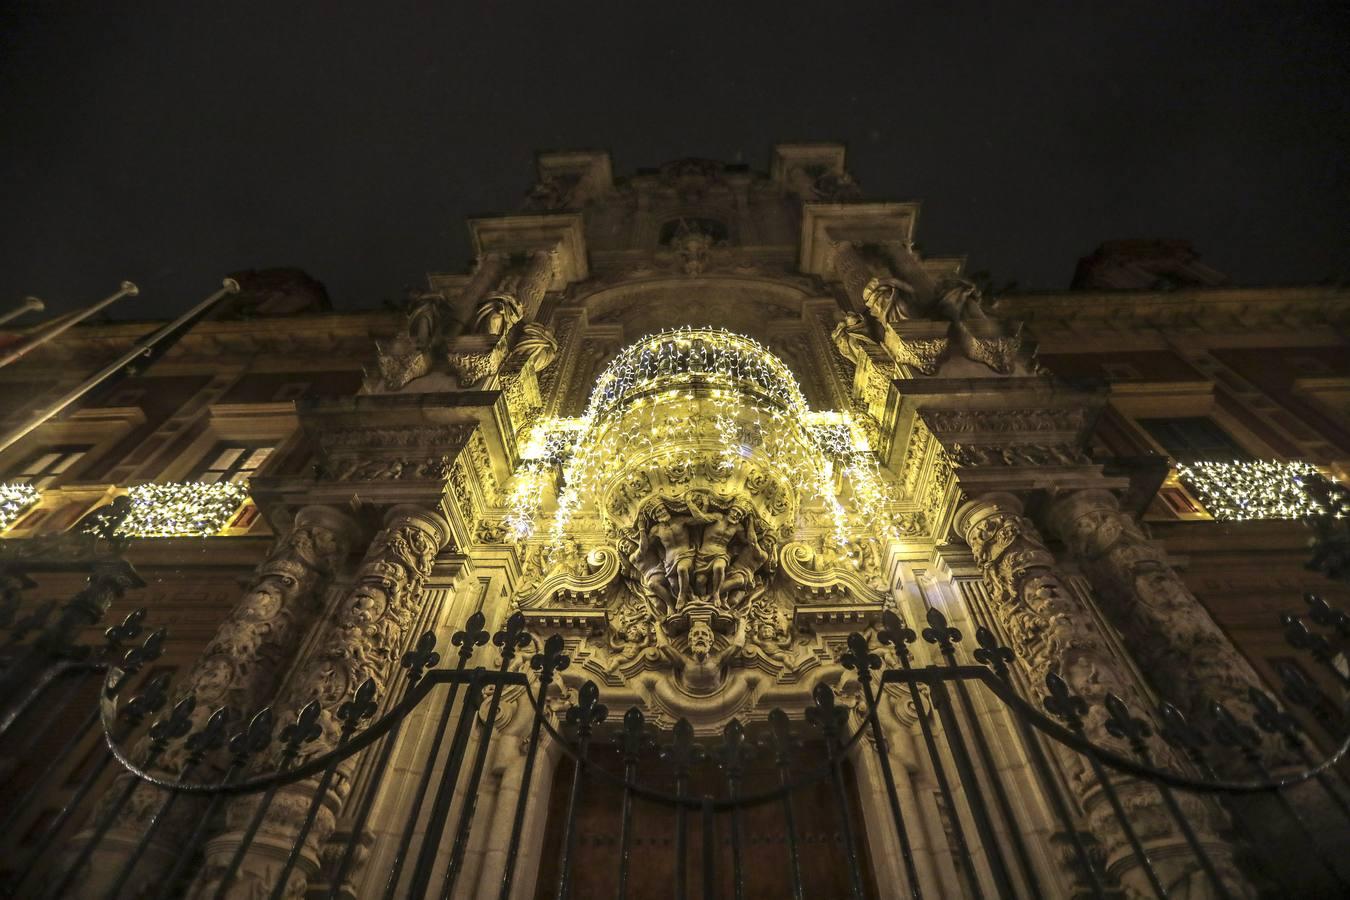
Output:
[862, 275, 920, 326]
[691, 498, 746, 603]
[633, 501, 698, 610]
[472, 290, 524, 337]
[830, 313, 880, 370]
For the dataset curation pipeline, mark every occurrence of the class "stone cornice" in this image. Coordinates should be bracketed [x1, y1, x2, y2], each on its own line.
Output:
[995, 285, 1350, 338]
[0, 310, 398, 373]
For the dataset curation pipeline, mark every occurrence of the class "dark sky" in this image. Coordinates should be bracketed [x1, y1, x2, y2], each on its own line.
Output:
[2, 1, 1348, 320]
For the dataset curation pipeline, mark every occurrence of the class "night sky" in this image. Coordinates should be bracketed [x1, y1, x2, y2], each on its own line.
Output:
[2, 2, 1347, 320]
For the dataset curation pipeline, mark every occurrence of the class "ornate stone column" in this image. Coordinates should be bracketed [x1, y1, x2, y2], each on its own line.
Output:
[955, 492, 1250, 898]
[69, 504, 359, 900]
[195, 504, 452, 900]
[1046, 489, 1273, 747]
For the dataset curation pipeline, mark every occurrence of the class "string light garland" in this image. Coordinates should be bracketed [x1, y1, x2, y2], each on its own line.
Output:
[116, 481, 250, 537]
[0, 483, 40, 532]
[503, 327, 903, 544]
[1176, 460, 1326, 521]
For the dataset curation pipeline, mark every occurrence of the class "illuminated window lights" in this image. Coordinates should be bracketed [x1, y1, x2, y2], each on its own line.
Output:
[116, 481, 251, 537]
[1175, 460, 1326, 521]
[0, 483, 40, 532]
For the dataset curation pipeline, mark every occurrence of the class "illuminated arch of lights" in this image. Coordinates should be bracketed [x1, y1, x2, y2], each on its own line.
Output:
[504, 326, 900, 545]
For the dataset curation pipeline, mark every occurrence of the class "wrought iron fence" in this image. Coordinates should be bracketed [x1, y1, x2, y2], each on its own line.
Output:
[2, 586, 1349, 899]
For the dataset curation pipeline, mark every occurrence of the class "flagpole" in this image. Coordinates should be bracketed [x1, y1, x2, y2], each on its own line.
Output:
[0, 297, 45, 328]
[0, 278, 239, 457]
[0, 282, 138, 371]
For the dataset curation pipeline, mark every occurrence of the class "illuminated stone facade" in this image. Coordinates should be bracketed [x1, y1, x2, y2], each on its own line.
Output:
[1, 144, 1347, 897]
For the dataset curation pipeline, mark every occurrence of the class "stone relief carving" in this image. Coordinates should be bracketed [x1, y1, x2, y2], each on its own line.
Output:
[371, 290, 453, 391]
[1047, 489, 1279, 758]
[831, 240, 1037, 376]
[947, 442, 1090, 468]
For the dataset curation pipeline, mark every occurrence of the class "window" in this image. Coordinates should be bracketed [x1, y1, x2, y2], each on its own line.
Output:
[1138, 417, 1249, 463]
[11, 446, 90, 488]
[195, 444, 273, 484]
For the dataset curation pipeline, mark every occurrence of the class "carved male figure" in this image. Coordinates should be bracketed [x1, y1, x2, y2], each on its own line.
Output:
[638, 502, 697, 609]
[693, 501, 746, 604]
[472, 290, 523, 337]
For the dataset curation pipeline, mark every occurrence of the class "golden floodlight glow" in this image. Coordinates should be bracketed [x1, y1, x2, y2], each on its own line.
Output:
[504, 327, 901, 544]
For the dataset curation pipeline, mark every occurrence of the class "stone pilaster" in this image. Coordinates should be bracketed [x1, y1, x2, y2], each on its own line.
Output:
[195, 504, 451, 900]
[955, 493, 1250, 898]
[1045, 489, 1269, 739]
[67, 504, 360, 900]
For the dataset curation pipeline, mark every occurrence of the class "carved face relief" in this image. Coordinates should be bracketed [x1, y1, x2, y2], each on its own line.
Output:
[687, 621, 716, 660]
[344, 582, 390, 628]
[194, 654, 236, 705]
[241, 576, 292, 621]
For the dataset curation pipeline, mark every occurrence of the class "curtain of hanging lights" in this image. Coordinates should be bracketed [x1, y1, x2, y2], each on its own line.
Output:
[504, 327, 899, 545]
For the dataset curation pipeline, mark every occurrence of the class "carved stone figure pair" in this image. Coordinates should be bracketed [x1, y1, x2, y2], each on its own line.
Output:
[626, 494, 774, 616]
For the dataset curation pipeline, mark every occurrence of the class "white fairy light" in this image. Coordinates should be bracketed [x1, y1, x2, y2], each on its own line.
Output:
[501, 327, 905, 544]
[1176, 460, 1326, 521]
[116, 481, 250, 537]
[0, 483, 40, 532]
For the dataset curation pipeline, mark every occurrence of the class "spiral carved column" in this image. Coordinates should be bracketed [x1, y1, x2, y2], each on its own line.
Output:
[194, 504, 451, 900]
[955, 493, 1251, 898]
[1045, 489, 1270, 743]
[69, 504, 359, 900]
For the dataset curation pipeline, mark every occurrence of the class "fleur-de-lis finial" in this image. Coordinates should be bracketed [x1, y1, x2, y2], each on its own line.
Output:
[766, 708, 797, 764]
[109, 627, 167, 698]
[1247, 688, 1301, 747]
[1209, 701, 1261, 761]
[149, 695, 197, 748]
[401, 632, 440, 683]
[531, 633, 571, 686]
[717, 719, 753, 775]
[841, 632, 882, 683]
[280, 700, 323, 752]
[103, 608, 146, 650]
[1158, 702, 1210, 758]
[338, 677, 380, 731]
[565, 680, 608, 739]
[493, 612, 532, 663]
[805, 682, 847, 738]
[664, 717, 702, 773]
[227, 708, 275, 761]
[1305, 593, 1350, 638]
[1042, 673, 1087, 729]
[184, 707, 230, 761]
[451, 611, 490, 662]
[1276, 661, 1323, 713]
[619, 706, 647, 763]
[1281, 615, 1335, 661]
[124, 673, 172, 724]
[878, 610, 916, 666]
[921, 607, 961, 657]
[972, 625, 1015, 680]
[1103, 693, 1152, 754]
